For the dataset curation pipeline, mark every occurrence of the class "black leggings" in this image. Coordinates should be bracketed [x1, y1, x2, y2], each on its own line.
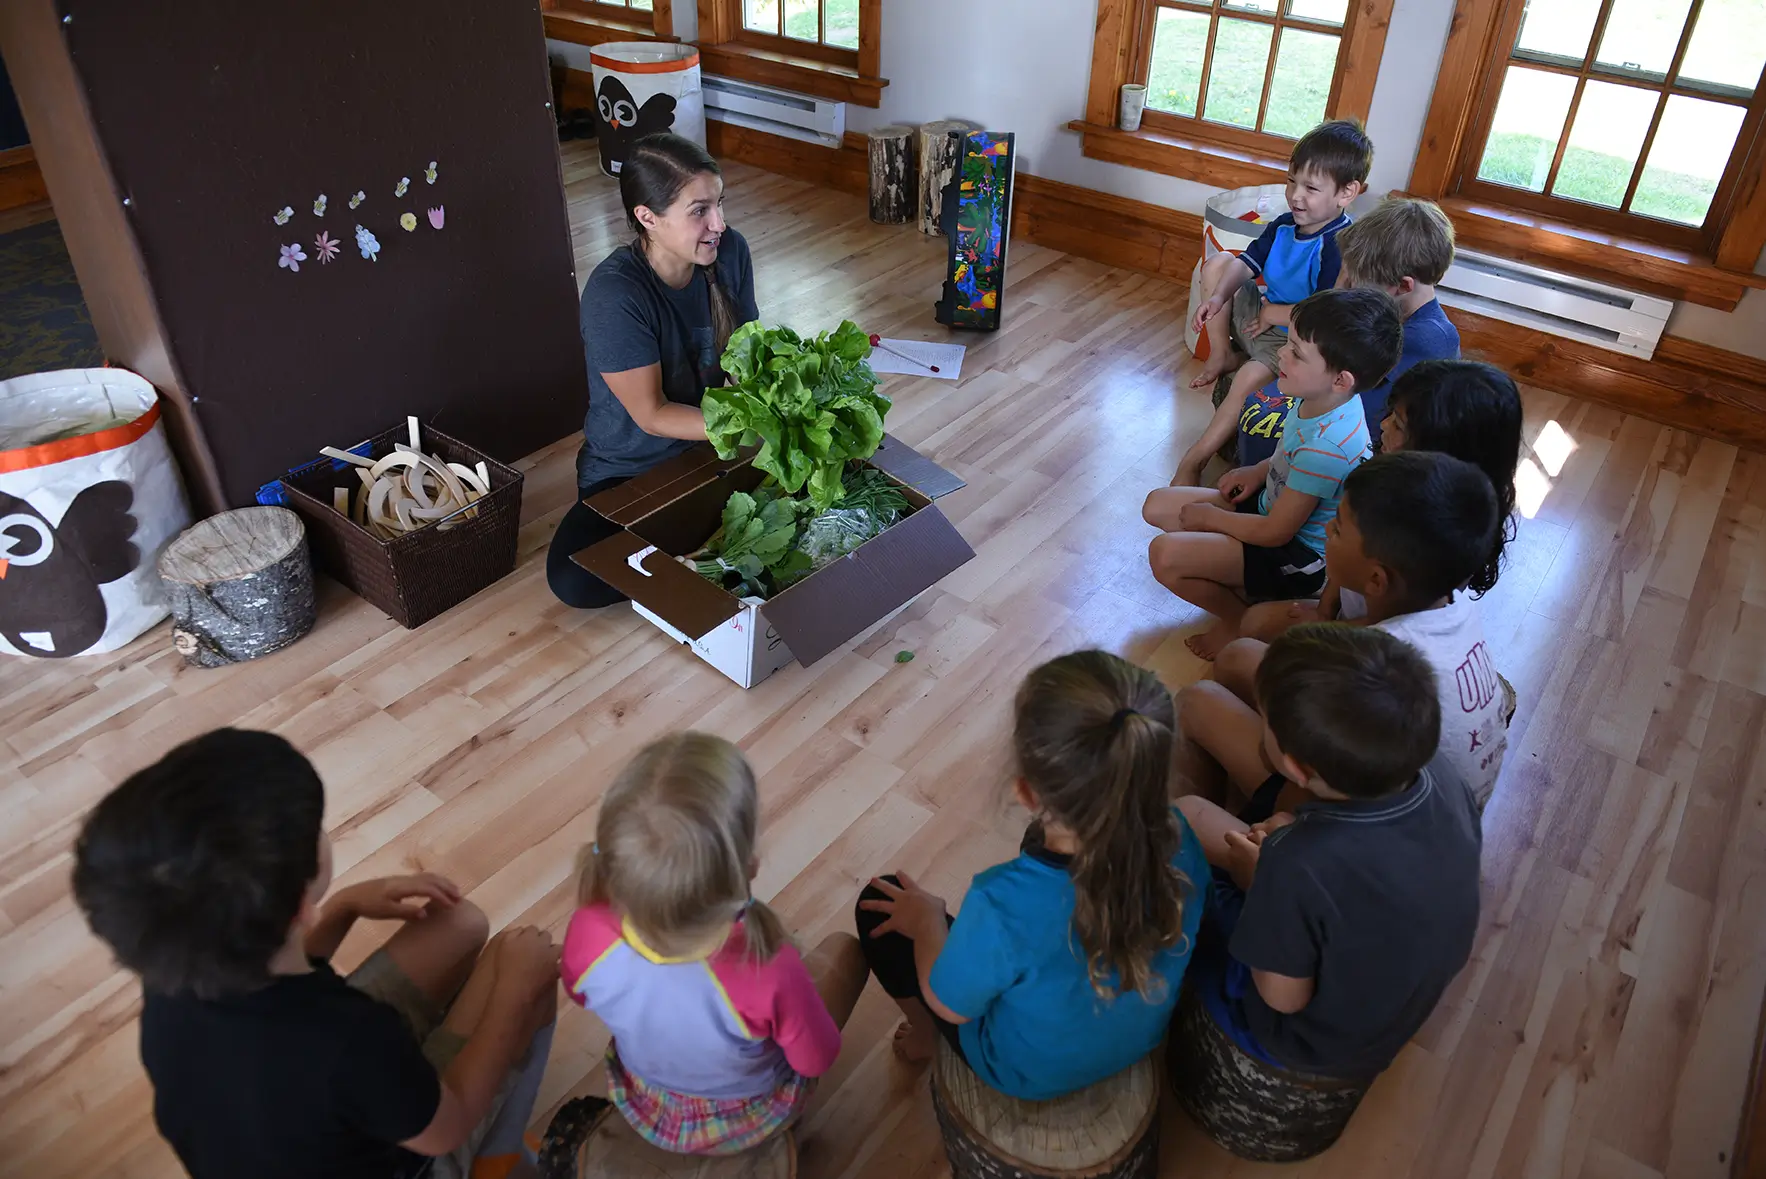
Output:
[545, 478, 630, 609]
[854, 876, 966, 1060]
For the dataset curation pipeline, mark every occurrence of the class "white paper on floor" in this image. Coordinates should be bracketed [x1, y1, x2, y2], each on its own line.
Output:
[868, 338, 966, 381]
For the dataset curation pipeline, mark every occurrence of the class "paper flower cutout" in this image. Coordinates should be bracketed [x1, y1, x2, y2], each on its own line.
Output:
[313, 194, 327, 217]
[395, 176, 410, 197]
[425, 161, 438, 185]
[273, 206, 293, 226]
[278, 243, 307, 272]
[349, 190, 365, 209]
[400, 212, 417, 232]
[314, 231, 339, 264]
[426, 205, 444, 230]
[355, 224, 380, 261]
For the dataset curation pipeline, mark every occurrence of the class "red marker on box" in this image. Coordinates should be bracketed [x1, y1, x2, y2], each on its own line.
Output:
[868, 333, 939, 374]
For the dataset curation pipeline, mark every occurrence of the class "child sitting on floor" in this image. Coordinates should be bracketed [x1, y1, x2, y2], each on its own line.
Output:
[1232, 197, 1462, 469]
[72, 729, 560, 1179]
[561, 732, 868, 1156]
[1238, 359, 1523, 639]
[1145, 287, 1403, 660]
[854, 650, 1208, 1100]
[1173, 119, 1374, 486]
[1177, 625, 1482, 1082]
[1198, 451, 1510, 809]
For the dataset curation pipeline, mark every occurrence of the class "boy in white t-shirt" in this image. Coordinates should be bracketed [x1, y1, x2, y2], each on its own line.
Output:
[1185, 451, 1509, 810]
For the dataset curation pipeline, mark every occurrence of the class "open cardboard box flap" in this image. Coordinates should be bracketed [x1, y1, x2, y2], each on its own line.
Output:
[585, 444, 748, 528]
[574, 529, 744, 640]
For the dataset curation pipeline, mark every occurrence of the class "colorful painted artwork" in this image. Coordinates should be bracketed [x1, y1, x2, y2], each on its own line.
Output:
[935, 131, 1016, 333]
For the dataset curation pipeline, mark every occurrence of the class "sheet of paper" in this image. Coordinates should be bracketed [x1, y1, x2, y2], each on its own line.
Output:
[868, 338, 966, 381]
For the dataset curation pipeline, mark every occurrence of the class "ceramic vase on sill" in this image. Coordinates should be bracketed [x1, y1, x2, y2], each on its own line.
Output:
[1119, 84, 1148, 132]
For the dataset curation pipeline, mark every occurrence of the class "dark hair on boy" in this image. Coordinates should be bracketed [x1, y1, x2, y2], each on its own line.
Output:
[1386, 359, 1523, 596]
[1337, 197, 1456, 287]
[1255, 624, 1440, 799]
[73, 729, 325, 999]
[1344, 452, 1500, 609]
[1290, 287, 1405, 393]
[1014, 650, 1191, 1001]
[1290, 118, 1374, 190]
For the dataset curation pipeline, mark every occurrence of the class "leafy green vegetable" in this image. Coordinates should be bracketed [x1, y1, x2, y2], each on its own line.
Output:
[703, 320, 891, 510]
[691, 482, 814, 599]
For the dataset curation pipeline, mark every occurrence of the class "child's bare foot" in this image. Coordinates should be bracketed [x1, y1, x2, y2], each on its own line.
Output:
[891, 1019, 939, 1064]
[1184, 624, 1233, 662]
[1188, 355, 1234, 389]
[1170, 460, 1204, 487]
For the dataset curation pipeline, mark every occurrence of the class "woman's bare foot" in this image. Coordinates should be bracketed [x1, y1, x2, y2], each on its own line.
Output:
[1184, 623, 1233, 662]
[891, 1019, 939, 1064]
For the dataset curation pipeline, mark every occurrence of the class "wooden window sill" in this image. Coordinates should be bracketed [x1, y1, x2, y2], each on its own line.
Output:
[1066, 121, 1287, 191]
[543, 10, 675, 47]
[1420, 195, 1766, 312]
[697, 42, 886, 107]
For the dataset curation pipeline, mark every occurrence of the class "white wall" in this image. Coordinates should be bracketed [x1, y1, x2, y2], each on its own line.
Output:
[550, 0, 1766, 359]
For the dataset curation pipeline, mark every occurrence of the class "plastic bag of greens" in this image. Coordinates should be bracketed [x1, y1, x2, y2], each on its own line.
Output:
[795, 508, 886, 571]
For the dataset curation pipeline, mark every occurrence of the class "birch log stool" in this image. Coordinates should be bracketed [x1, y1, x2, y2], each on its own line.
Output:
[1167, 983, 1372, 1162]
[930, 1039, 1160, 1179]
[919, 119, 978, 235]
[867, 124, 918, 224]
[157, 506, 316, 668]
[549, 1100, 795, 1178]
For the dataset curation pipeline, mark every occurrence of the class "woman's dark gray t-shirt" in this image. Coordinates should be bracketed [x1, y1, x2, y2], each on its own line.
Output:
[576, 228, 758, 488]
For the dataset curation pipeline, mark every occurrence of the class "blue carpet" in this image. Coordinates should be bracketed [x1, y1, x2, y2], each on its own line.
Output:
[0, 220, 103, 381]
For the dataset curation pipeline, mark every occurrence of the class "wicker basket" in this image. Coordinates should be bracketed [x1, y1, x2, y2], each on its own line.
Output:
[279, 424, 523, 629]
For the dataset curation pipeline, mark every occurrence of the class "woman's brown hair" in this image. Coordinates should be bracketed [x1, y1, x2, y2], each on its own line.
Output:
[577, 732, 788, 962]
[620, 132, 741, 363]
[1014, 650, 1190, 1000]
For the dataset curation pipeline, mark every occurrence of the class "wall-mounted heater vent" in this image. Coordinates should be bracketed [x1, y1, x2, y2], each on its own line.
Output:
[1437, 248, 1673, 360]
[703, 75, 845, 148]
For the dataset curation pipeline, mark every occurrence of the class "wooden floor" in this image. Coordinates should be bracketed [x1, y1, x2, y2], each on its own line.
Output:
[3, 141, 1765, 1179]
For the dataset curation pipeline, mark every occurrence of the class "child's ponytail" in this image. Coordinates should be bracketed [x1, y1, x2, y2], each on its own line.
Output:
[575, 732, 792, 964]
[1014, 651, 1190, 1000]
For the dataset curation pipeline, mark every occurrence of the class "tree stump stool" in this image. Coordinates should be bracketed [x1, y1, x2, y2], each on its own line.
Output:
[919, 119, 978, 236]
[1166, 983, 1372, 1163]
[867, 124, 918, 224]
[557, 1100, 796, 1179]
[930, 1039, 1159, 1179]
[156, 506, 316, 668]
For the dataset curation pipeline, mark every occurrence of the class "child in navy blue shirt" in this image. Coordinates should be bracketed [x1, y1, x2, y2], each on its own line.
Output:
[1174, 120, 1373, 487]
[1234, 198, 1462, 468]
[854, 650, 1208, 1100]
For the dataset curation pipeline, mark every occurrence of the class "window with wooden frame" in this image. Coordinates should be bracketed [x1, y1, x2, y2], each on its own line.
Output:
[1073, 0, 1394, 188]
[696, 0, 884, 107]
[1410, 0, 1766, 308]
[544, 0, 675, 46]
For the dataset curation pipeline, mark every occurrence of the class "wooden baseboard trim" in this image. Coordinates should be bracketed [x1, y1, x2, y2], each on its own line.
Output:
[0, 144, 47, 214]
[707, 120, 1766, 449]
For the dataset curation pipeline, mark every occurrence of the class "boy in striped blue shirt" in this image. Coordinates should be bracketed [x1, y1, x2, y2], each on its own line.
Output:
[1145, 288, 1402, 660]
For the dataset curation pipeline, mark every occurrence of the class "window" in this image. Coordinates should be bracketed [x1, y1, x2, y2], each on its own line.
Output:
[1457, 0, 1766, 249]
[695, 0, 883, 107]
[545, 0, 674, 41]
[1075, 0, 1393, 186]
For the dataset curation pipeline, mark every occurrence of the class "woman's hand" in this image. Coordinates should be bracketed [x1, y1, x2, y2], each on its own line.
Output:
[860, 872, 948, 942]
[336, 874, 462, 923]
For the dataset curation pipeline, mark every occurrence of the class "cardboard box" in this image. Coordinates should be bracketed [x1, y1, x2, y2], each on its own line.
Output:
[573, 434, 975, 688]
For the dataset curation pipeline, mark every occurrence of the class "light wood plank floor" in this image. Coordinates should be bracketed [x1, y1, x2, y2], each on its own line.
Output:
[3, 143, 1764, 1179]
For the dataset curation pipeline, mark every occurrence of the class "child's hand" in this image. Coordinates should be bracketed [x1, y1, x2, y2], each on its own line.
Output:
[1249, 812, 1297, 839]
[861, 872, 948, 942]
[338, 874, 462, 922]
[1191, 294, 1227, 336]
[1218, 466, 1260, 505]
[1177, 500, 1217, 531]
[1249, 302, 1290, 336]
[1223, 829, 1266, 891]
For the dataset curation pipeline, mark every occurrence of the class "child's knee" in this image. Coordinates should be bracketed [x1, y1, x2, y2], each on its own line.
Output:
[1177, 680, 1233, 737]
[441, 899, 491, 955]
[1215, 638, 1265, 691]
[1148, 533, 1183, 580]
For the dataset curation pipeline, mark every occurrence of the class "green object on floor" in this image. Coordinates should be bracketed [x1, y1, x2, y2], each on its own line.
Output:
[0, 221, 104, 381]
[895, 650, 915, 663]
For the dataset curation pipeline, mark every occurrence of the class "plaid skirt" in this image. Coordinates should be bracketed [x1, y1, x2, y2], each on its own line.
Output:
[605, 1045, 813, 1156]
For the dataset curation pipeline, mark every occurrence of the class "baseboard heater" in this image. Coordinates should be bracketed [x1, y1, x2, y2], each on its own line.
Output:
[702, 75, 845, 148]
[1437, 248, 1673, 360]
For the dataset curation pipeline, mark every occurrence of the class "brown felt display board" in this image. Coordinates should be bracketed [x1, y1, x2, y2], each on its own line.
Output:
[58, 0, 587, 507]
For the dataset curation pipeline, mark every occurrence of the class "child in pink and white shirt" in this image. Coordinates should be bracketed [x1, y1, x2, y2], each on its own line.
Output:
[560, 733, 867, 1156]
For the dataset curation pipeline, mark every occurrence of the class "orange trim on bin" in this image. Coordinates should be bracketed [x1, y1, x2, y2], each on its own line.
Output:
[588, 51, 700, 73]
[0, 400, 162, 474]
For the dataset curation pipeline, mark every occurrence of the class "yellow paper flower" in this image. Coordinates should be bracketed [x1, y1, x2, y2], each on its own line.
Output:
[400, 212, 417, 232]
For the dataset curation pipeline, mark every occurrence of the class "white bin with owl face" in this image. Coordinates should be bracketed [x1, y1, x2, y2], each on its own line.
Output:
[0, 368, 192, 659]
[590, 43, 707, 179]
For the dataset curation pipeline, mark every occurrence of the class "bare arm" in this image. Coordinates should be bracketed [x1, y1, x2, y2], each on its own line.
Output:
[1252, 969, 1315, 1013]
[603, 364, 708, 441]
[1192, 256, 1255, 333]
[1182, 484, 1318, 548]
[912, 923, 971, 1027]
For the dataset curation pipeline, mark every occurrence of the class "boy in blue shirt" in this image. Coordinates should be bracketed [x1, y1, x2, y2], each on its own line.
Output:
[1173, 120, 1373, 487]
[1145, 288, 1402, 660]
[1235, 197, 1462, 467]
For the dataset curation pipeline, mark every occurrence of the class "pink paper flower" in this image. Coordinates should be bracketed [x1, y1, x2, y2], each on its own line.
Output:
[278, 243, 307, 272]
[427, 206, 445, 230]
[314, 232, 340, 264]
